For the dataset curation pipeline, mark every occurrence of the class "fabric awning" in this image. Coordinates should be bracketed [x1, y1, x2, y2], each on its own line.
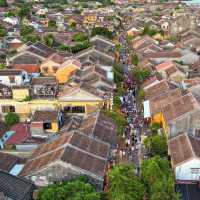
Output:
[143, 100, 151, 118]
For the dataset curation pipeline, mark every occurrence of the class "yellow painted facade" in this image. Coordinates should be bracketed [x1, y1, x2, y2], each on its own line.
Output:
[12, 88, 30, 100]
[151, 112, 169, 134]
[0, 99, 106, 121]
[40, 59, 80, 84]
[40, 60, 60, 76]
[55, 64, 79, 84]
[84, 15, 97, 24]
[47, 122, 59, 133]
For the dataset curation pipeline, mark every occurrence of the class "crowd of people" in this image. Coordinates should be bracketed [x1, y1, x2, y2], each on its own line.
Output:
[119, 72, 143, 167]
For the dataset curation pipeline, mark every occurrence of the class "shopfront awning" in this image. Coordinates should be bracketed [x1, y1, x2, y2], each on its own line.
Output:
[143, 100, 151, 118]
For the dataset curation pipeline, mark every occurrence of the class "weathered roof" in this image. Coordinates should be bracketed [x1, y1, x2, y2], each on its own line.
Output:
[144, 51, 181, 59]
[155, 61, 175, 72]
[169, 133, 200, 167]
[149, 88, 182, 115]
[0, 69, 23, 76]
[0, 121, 6, 138]
[79, 112, 118, 147]
[0, 170, 35, 200]
[32, 77, 57, 85]
[32, 110, 59, 122]
[6, 123, 30, 145]
[11, 54, 40, 64]
[0, 152, 25, 172]
[20, 131, 109, 177]
[145, 80, 175, 100]
[163, 93, 197, 123]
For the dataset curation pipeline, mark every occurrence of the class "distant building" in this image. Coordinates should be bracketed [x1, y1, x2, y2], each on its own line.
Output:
[0, 170, 35, 200]
[169, 133, 200, 183]
[20, 131, 110, 189]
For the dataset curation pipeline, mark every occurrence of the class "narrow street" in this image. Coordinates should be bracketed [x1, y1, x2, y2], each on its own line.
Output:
[117, 33, 143, 168]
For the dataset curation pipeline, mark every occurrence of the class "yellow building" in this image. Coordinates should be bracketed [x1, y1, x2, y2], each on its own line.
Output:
[31, 110, 61, 133]
[40, 58, 81, 84]
[0, 83, 112, 122]
[83, 13, 97, 24]
[12, 87, 30, 100]
[151, 112, 168, 134]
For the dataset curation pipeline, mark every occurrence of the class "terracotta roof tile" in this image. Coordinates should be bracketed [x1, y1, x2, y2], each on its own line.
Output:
[169, 133, 200, 167]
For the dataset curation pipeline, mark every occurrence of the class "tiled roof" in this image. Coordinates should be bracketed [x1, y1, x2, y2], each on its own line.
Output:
[169, 133, 200, 167]
[61, 146, 107, 177]
[155, 61, 175, 72]
[144, 51, 181, 59]
[32, 77, 57, 85]
[150, 88, 182, 115]
[0, 170, 34, 200]
[163, 93, 197, 123]
[165, 66, 179, 76]
[0, 69, 23, 76]
[0, 152, 25, 172]
[32, 110, 59, 122]
[0, 121, 6, 138]
[49, 53, 65, 64]
[79, 112, 117, 147]
[145, 80, 172, 100]
[20, 131, 109, 177]
[6, 123, 30, 145]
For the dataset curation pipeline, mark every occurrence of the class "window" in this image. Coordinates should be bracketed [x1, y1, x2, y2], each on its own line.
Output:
[72, 106, 85, 113]
[195, 129, 200, 137]
[53, 67, 58, 73]
[43, 122, 52, 130]
[64, 106, 71, 113]
[9, 76, 15, 84]
[2, 105, 15, 113]
[63, 106, 85, 113]
[191, 168, 200, 174]
[43, 67, 48, 73]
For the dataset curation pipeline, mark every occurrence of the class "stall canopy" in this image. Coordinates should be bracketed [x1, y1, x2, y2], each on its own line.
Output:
[143, 100, 151, 118]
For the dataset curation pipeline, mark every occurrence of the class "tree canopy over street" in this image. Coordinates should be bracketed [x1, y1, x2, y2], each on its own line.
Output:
[108, 164, 145, 200]
[37, 179, 101, 200]
[91, 27, 113, 39]
[141, 156, 180, 200]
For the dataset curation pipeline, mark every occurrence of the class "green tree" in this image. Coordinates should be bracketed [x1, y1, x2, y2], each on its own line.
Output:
[142, 25, 158, 37]
[4, 11, 15, 17]
[141, 156, 180, 200]
[44, 34, 55, 47]
[0, 63, 6, 69]
[0, 0, 7, 7]
[144, 134, 167, 157]
[108, 164, 145, 200]
[138, 88, 145, 99]
[23, 34, 41, 43]
[112, 64, 123, 86]
[20, 25, 34, 37]
[17, 4, 31, 18]
[150, 122, 161, 134]
[37, 179, 101, 200]
[72, 33, 88, 42]
[131, 54, 139, 66]
[70, 40, 91, 54]
[48, 20, 57, 29]
[58, 44, 70, 51]
[70, 21, 77, 28]
[0, 25, 6, 37]
[5, 113, 19, 127]
[132, 67, 151, 83]
[91, 27, 113, 39]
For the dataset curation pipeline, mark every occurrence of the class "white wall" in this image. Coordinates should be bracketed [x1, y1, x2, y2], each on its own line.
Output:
[175, 158, 200, 181]
[0, 75, 23, 86]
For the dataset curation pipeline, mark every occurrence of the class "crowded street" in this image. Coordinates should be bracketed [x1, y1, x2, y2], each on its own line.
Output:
[117, 34, 143, 168]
